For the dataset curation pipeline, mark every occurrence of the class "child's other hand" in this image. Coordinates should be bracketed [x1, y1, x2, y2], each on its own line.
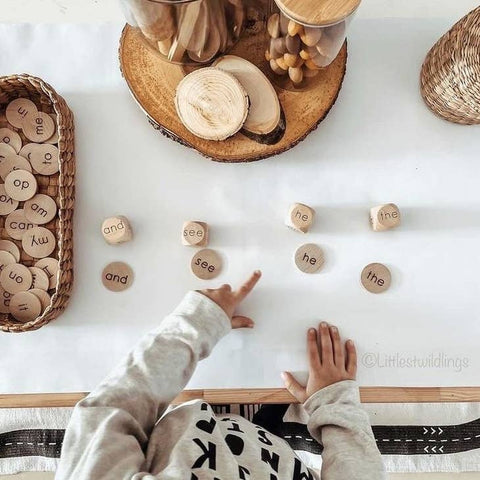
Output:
[282, 322, 357, 403]
[199, 270, 261, 329]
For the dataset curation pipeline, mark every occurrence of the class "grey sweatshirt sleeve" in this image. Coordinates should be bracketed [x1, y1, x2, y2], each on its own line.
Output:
[55, 291, 231, 480]
[304, 380, 386, 480]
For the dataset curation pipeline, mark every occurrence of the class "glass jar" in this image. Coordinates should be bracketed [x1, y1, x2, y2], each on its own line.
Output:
[120, 0, 245, 65]
[266, 0, 360, 89]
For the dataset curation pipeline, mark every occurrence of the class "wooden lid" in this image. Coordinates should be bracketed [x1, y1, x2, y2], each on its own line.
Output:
[275, 0, 360, 26]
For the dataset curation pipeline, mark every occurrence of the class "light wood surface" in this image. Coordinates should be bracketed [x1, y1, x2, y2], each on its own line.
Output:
[119, 24, 347, 162]
[2, 387, 480, 408]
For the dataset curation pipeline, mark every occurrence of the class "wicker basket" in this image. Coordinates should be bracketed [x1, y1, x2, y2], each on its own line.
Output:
[0, 74, 74, 332]
[420, 6, 480, 125]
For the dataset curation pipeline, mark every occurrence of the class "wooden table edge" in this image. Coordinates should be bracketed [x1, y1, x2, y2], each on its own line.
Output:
[2, 387, 480, 408]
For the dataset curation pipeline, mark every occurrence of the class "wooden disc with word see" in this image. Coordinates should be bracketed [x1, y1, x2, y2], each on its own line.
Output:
[0, 250, 16, 273]
[22, 226, 56, 258]
[294, 243, 325, 273]
[182, 221, 208, 246]
[34, 257, 59, 289]
[191, 249, 222, 280]
[0, 184, 19, 215]
[22, 111, 55, 143]
[361, 263, 391, 294]
[0, 128, 22, 153]
[24, 194, 57, 225]
[102, 262, 134, 292]
[5, 169, 37, 201]
[29, 288, 51, 311]
[5, 209, 35, 240]
[28, 144, 59, 175]
[0, 263, 33, 294]
[6, 98, 38, 128]
[28, 267, 50, 291]
[9, 291, 42, 323]
[0, 240, 21, 262]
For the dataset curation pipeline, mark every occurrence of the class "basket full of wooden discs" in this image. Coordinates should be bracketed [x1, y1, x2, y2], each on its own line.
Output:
[0, 74, 74, 333]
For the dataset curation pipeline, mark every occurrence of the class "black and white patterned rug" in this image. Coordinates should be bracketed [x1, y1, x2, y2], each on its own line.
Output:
[2, 402, 480, 474]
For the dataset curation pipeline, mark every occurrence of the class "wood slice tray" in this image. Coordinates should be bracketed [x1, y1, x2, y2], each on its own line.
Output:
[119, 24, 347, 163]
[0, 74, 75, 333]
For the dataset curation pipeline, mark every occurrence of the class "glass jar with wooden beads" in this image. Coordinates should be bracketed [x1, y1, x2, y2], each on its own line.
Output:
[266, 0, 361, 89]
[120, 0, 245, 65]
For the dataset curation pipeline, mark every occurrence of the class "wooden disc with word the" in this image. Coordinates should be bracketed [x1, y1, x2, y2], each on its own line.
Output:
[22, 226, 56, 258]
[0, 184, 18, 215]
[34, 257, 59, 290]
[22, 111, 55, 143]
[102, 261, 134, 292]
[0, 263, 33, 294]
[0, 128, 22, 153]
[5, 98, 38, 128]
[360, 263, 391, 294]
[24, 194, 57, 225]
[9, 291, 42, 323]
[29, 288, 51, 311]
[28, 267, 50, 291]
[5, 169, 37, 201]
[0, 239, 21, 262]
[294, 243, 324, 273]
[119, 24, 347, 162]
[191, 248, 222, 280]
[5, 209, 34, 240]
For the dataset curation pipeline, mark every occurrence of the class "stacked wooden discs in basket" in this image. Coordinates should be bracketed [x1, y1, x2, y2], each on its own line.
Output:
[0, 97, 61, 323]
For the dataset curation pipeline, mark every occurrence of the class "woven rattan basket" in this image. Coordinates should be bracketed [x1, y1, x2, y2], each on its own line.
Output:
[420, 6, 480, 125]
[0, 74, 74, 332]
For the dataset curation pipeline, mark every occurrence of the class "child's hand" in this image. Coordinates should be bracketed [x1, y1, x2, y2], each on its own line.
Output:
[199, 270, 261, 329]
[282, 322, 357, 403]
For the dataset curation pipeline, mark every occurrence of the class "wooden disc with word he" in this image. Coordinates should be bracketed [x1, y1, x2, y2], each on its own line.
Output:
[294, 244, 325, 273]
[102, 261, 134, 292]
[361, 263, 391, 293]
[191, 249, 222, 280]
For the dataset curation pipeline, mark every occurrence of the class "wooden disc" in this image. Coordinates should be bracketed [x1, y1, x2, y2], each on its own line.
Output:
[0, 286, 12, 313]
[361, 263, 391, 294]
[5, 169, 37, 201]
[0, 154, 33, 180]
[34, 257, 59, 290]
[28, 144, 59, 175]
[22, 226, 56, 258]
[294, 243, 324, 273]
[6, 98, 38, 128]
[22, 111, 55, 143]
[0, 128, 22, 153]
[102, 262, 134, 292]
[0, 184, 19, 216]
[44, 114, 59, 144]
[0, 144, 16, 162]
[182, 221, 207, 246]
[191, 248, 222, 280]
[119, 24, 347, 162]
[5, 209, 35, 240]
[9, 291, 42, 322]
[29, 288, 51, 311]
[0, 263, 33, 294]
[24, 194, 57, 225]
[0, 240, 21, 262]
[28, 267, 50, 291]
[0, 250, 16, 272]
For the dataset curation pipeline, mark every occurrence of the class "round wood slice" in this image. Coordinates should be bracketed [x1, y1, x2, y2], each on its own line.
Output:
[119, 24, 347, 163]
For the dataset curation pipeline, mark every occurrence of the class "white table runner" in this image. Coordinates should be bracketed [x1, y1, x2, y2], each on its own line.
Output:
[0, 20, 479, 394]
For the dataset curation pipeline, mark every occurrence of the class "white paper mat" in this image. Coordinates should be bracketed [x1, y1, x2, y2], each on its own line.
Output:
[0, 21, 479, 394]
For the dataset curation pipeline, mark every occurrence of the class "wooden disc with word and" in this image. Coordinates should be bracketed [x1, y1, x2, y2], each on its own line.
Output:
[191, 249, 222, 280]
[9, 291, 42, 323]
[119, 23, 347, 162]
[361, 263, 391, 294]
[102, 262, 134, 292]
[294, 243, 324, 273]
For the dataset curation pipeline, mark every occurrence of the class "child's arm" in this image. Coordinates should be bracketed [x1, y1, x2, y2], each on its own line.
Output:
[283, 323, 386, 480]
[55, 272, 261, 480]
